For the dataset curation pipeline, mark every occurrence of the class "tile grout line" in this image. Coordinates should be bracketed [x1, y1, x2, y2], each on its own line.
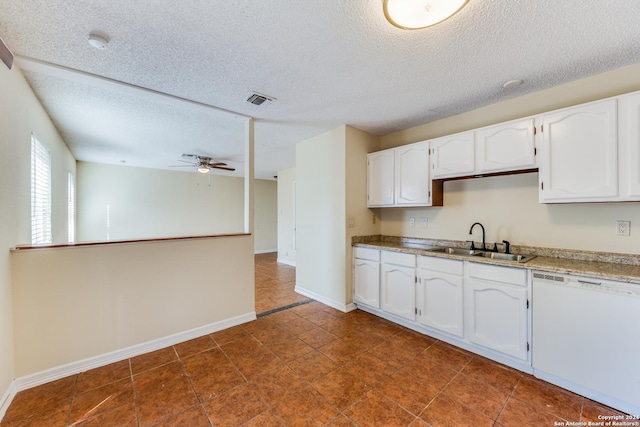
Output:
[173, 345, 214, 427]
[64, 374, 79, 427]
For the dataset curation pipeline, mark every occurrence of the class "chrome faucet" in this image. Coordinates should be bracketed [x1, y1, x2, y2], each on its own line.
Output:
[468, 222, 486, 251]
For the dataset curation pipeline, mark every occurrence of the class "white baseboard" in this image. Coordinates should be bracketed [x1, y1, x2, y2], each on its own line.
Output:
[9, 312, 256, 399]
[276, 258, 296, 267]
[294, 286, 353, 313]
[0, 380, 17, 421]
[254, 249, 277, 254]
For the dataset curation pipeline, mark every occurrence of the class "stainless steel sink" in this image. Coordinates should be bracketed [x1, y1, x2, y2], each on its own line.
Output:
[428, 247, 536, 263]
[477, 252, 537, 263]
[429, 247, 482, 256]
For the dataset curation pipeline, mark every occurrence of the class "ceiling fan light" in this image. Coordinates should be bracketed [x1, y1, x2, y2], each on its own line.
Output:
[383, 0, 469, 29]
[197, 165, 210, 174]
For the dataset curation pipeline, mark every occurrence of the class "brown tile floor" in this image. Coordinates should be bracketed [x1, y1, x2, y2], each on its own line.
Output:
[2, 255, 628, 427]
[255, 252, 309, 314]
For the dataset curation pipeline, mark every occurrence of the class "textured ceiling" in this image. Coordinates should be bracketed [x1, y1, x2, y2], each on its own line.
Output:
[1, 0, 640, 179]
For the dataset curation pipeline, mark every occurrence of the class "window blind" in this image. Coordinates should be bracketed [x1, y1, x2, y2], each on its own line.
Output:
[31, 135, 52, 244]
[67, 171, 75, 243]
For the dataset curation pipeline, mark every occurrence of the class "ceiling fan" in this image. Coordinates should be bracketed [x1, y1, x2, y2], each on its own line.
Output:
[170, 154, 236, 173]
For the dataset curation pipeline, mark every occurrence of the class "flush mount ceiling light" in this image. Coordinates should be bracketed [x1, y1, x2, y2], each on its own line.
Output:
[503, 79, 524, 89]
[383, 0, 470, 29]
[88, 33, 109, 50]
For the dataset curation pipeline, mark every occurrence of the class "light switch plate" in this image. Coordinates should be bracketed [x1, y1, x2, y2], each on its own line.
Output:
[409, 217, 415, 227]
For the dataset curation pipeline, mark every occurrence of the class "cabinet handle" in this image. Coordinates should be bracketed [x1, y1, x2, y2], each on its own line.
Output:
[578, 279, 601, 286]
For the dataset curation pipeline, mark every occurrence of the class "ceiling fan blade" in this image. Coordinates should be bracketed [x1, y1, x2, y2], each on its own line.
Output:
[177, 159, 197, 164]
[181, 153, 198, 158]
[207, 162, 227, 167]
[212, 165, 236, 171]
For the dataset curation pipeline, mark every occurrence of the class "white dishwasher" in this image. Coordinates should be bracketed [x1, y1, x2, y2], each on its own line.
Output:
[532, 271, 640, 415]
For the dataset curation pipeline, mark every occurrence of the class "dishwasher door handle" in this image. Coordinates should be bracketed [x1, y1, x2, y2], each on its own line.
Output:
[577, 279, 602, 286]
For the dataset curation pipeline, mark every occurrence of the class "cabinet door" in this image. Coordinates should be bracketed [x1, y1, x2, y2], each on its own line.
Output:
[476, 118, 536, 174]
[353, 259, 380, 308]
[538, 99, 618, 203]
[466, 279, 528, 360]
[367, 149, 395, 207]
[431, 131, 475, 179]
[621, 92, 640, 199]
[381, 264, 415, 321]
[396, 142, 430, 206]
[417, 270, 463, 337]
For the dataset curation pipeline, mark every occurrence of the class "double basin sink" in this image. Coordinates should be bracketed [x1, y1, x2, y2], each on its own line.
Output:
[428, 247, 536, 263]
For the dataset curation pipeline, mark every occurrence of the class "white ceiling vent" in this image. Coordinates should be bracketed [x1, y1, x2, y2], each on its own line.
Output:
[247, 92, 275, 106]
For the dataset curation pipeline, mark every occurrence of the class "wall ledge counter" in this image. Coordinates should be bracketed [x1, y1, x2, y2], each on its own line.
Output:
[353, 235, 640, 285]
[11, 233, 251, 252]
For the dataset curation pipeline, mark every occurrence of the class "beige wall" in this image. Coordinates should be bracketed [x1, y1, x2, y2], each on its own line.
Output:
[295, 126, 380, 308]
[0, 64, 76, 400]
[296, 126, 348, 307]
[254, 179, 277, 253]
[379, 63, 640, 254]
[76, 162, 276, 252]
[11, 236, 254, 376]
[277, 167, 297, 265]
[345, 127, 381, 301]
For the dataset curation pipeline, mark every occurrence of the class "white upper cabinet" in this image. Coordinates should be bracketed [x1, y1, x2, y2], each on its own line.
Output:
[396, 142, 430, 206]
[619, 92, 640, 200]
[538, 99, 618, 203]
[367, 148, 395, 207]
[367, 141, 438, 207]
[430, 131, 475, 179]
[475, 118, 536, 174]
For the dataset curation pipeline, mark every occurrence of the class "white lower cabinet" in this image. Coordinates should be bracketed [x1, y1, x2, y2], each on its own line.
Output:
[381, 251, 416, 321]
[353, 248, 531, 369]
[353, 248, 381, 309]
[354, 259, 380, 308]
[417, 256, 464, 337]
[465, 264, 529, 361]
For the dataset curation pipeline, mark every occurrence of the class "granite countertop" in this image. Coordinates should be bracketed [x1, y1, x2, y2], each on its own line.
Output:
[353, 236, 640, 285]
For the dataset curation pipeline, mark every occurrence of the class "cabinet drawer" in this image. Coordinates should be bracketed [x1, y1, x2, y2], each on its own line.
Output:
[417, 255, 463, 276]
[468, 262, 528, 286]
[381, 250, 416, 267]
[354, 247, 380, 261]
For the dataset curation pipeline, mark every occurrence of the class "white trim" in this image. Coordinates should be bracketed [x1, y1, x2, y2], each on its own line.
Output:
[276, 258, 296, 267]
[0, 380, 17, 421]
[254, 249, 277, 254]
[10, 312, 255, 396]
[294, 286, 355, 313]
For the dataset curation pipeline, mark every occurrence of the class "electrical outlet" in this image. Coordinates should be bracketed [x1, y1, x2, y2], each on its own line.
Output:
[421, 217, 428, 228]
[409, 217, 415, 227]
[347, 218, 355, 228]
[616, 220, 630, 236]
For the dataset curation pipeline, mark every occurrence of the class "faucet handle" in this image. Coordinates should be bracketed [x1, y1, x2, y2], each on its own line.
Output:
[502, 240, 511, 254]
[466, 240, 475, 250]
